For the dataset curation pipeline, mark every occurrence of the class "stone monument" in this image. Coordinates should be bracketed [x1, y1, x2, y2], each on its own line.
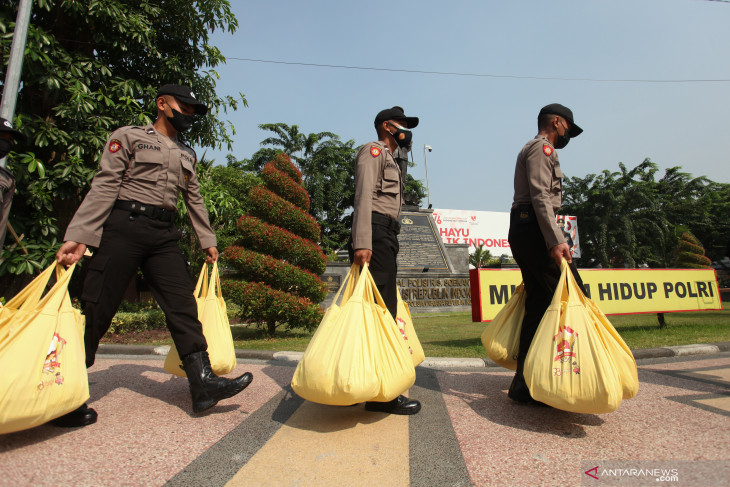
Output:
[395, 206, 471, 313]
[320, 209, 472, 313]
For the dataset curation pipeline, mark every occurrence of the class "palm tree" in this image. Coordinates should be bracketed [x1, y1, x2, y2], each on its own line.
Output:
[469, 244, 492, 268]
[258, 123, 336, 173]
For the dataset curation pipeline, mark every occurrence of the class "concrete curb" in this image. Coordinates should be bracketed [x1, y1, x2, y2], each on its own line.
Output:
[96, 341, 730, 368]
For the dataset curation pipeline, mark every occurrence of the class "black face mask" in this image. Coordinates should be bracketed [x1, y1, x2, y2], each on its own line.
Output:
[555, 122, 571, 149]
[0, 139, 13, 159]
[388, 123, 412, 149]
[167, 108, 194, 133]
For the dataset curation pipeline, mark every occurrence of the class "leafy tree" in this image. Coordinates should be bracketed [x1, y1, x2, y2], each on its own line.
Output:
[0, 0, 245, 286]
[469, 244, 495, 268]
[305, 139, 358, 252]
[404, 171, 427, 208]
[222, 154, 326, 336]
[255, 124, 356, 252]
[258, 123, 336, 169]
[562, 159, 730, 268]
[175, 158, 261, 272]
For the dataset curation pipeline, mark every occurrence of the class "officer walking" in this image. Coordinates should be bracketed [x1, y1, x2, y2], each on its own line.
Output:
[507, 103, 585, 404]
[55, 84, 253, 426]
[349, 106, 421, 415]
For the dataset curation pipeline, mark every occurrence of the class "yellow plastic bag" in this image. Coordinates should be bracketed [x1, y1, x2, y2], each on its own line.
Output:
[0, 263, 89, 434]
[291, 264, 415, 405]
[524, 260, 624, 414]
[583, 296, 639, 399]
[395, 288, 425, 367]
[481, 282, 525, 370]
[164, 262, 237, 377]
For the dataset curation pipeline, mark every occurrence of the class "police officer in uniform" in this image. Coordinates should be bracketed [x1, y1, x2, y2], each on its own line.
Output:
[54, 84, 253, 426]
[349, 106, 421, 415]
[508, 103, 585, 403]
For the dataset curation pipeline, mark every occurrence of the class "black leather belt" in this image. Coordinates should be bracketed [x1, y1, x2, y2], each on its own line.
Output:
[372, 211, 401, 234]
[114, 200, 174, 222]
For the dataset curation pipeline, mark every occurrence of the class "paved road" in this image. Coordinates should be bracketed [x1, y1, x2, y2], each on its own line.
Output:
[2, 351, 729, 486]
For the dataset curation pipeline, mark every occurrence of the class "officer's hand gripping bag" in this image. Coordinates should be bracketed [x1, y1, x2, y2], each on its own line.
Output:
[523, 260, 623, 414]
[291, 265, 415, 405]
[396, 287, 425, 367]
[480, 282, 525, 371]
[0, 263, 89, 434]
[164, 262, 237, 377]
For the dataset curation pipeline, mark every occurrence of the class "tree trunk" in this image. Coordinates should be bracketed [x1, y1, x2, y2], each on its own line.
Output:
[267, 319, 277, 337]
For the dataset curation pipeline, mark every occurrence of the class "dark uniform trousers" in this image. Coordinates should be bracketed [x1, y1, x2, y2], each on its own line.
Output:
[508, 207, 585, 368]
[81, 208, 207, 367]
[349, 221, 400, 319]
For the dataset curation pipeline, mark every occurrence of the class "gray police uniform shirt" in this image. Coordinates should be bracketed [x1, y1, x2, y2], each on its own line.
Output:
[64, 123, 216, 249]
[352, 141, 404, 251]
[511, 135, 566, 249]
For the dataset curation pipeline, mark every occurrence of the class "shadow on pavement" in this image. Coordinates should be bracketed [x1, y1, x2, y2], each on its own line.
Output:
[636, 366, 730, 394]
[435, 369, 605, 438]
[0, 421, 74, 452]
[88, 363, 191, 413]
[258, 364, 401, 433]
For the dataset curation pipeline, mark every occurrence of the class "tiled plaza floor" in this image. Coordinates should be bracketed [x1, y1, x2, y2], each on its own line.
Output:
[1, 353, 729, 486]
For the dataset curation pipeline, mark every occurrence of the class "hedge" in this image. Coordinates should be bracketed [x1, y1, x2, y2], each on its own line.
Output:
[270, 153, 302, 184]
[674, 232, 712, 269]
[235, 214, 326, 275]
[221, 278, 323, 333]
[108, 309, 166, 334]
[261, 161, 310, 212]
[248, 185, 321, 242]
[224, 246, 328, 303]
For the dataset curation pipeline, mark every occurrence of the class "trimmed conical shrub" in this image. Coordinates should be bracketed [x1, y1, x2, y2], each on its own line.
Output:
[673, 232, 712, 269]
[222, 154, 326, 335]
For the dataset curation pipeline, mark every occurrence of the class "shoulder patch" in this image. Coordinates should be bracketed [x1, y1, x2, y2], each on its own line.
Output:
[543, 144, 553, 156]
[109, 139, 122, 153]
[370, 146, 381, 157]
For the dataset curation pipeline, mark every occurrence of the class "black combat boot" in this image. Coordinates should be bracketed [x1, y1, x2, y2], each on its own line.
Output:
[365, 395, 421, 415]
[50, 403, 98, 427]
[182, 351, 253, 413]
[508, 361, 549, 407]
[507, 372, 533, 403]
[508, 359, 533, 403]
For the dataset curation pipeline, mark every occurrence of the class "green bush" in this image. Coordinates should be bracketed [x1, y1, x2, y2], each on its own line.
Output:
[108, 309, 166, 334]
[261, 161, 311, 211]
[673, 232, 712, 269]
[234, 214, 326, 275]
[221, 279, 323, 333]
[224, 246, 327, 303]
[224, 153, 326, 336]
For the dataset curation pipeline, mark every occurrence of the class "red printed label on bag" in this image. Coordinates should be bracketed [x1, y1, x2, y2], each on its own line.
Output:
[38, 333, 67, 390]
[553, 324, 578, 363]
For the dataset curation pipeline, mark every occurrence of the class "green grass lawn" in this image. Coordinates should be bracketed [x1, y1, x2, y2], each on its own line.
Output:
[228, 308, 729, 358]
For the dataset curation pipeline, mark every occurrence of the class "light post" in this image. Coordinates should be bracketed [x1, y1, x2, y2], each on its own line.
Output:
[423, 144, 432, 209]
[0, 0, 33, 170]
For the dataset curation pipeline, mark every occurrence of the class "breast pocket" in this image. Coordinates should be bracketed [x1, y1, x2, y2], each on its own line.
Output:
[178, 159, 195, 190]
[380, 167, 401, 195]
[552, 164, 564, 192]
[130, 159, 163, 182]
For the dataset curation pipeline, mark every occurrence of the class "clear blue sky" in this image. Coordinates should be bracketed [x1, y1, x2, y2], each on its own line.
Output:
[206, 0, 730, 212]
